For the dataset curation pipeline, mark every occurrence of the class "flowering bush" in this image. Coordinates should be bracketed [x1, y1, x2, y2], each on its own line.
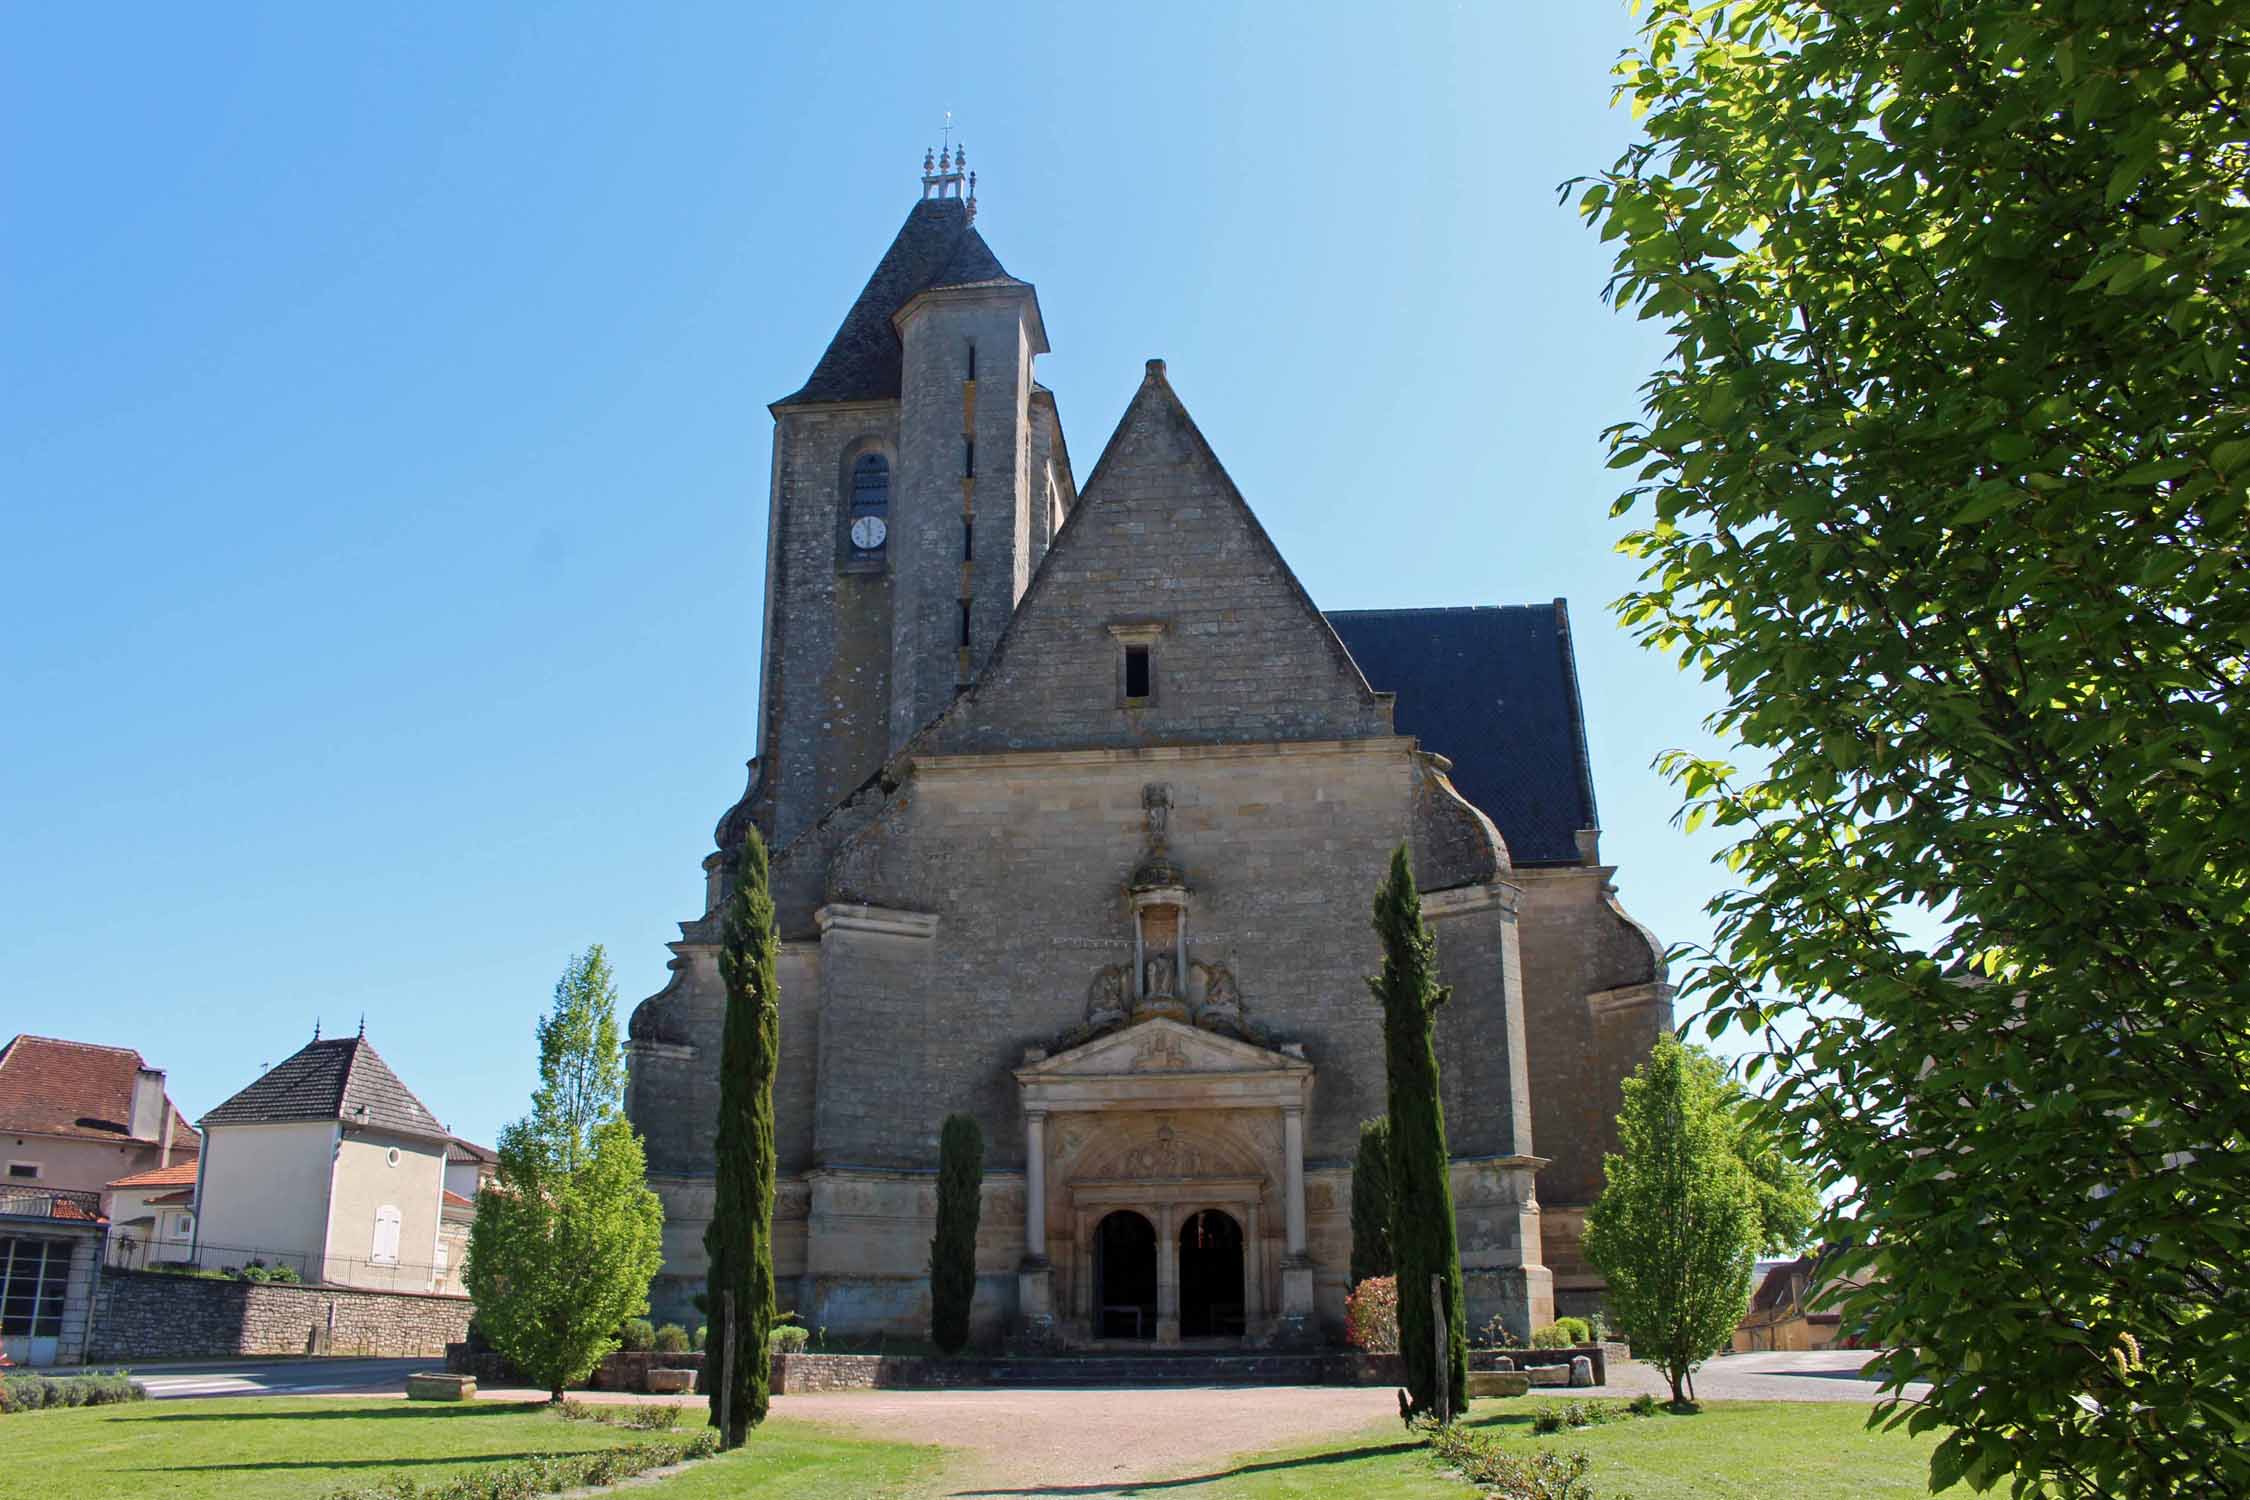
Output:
[1346, 1275, 1400, 1353]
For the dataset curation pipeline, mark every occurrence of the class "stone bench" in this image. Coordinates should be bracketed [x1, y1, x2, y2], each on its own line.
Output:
[645, 1367, 697, 1395]
[1466, 1370, 1531, 1398]
[407, 1372, 476, 1401]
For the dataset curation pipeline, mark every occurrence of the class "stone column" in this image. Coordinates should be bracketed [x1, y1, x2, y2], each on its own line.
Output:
[1156, 1203, 1181, 1345]
[1244, 1203, 1266, 1324]
[1017, 1110, 1055, 1339]
[1279, 1106, 1316, 1341]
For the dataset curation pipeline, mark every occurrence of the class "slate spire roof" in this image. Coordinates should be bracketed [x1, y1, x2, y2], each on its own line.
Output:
[776, 197, 1025, 408]
[1326, 603, 1601, 866]
[199, 1035, 449, 1143]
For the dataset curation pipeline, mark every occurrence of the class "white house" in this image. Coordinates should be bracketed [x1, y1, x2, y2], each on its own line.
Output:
[190, 1029, 457, 1294]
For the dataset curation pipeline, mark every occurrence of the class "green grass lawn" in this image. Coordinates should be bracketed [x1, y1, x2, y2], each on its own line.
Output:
[1110, 1401, 1959, 1499]
[0, 1398, 940, 1500]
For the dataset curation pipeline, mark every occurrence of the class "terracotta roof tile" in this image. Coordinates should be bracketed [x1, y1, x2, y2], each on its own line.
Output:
[108, 1161, 201, 1190]
[441, 1189, 475, 1210]
[0, 1035, 200, 1148]
[146, 1189, 195, 1206]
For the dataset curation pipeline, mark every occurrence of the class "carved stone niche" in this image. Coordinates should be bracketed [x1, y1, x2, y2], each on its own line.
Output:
[1189, 961, 1245, 1036]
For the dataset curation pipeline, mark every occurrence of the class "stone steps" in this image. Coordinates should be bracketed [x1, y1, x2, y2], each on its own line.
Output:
[931, 1352, 1336, 1387]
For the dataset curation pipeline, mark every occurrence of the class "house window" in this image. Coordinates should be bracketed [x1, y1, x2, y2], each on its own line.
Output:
[371, 1204, 402, 1266]
[0, 1236, 69, 1338]
[1124, 645, 1152, 700]
[5, 1163, 36, 1180]
[847, 453, 889, 558]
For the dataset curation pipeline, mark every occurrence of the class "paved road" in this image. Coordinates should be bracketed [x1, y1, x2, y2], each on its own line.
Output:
[1596, 1347, 1931, 1404]
[119, 1356, 435, 1400]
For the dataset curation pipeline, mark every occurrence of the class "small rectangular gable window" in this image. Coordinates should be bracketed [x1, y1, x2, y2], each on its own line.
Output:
[1124, 645, 1152, 700]
[6, 1163, 36, 1180]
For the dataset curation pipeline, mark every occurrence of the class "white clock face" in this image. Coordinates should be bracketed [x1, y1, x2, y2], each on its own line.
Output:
[851, 515, 888, 550]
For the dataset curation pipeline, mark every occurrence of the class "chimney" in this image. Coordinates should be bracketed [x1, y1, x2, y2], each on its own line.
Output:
[130, 1067, 166, 1143]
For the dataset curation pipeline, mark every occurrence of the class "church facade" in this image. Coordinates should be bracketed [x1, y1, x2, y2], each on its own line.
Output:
[626, 155, 1671, 1346]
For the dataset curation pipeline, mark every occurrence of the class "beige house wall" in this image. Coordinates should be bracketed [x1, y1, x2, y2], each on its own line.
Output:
[4, 1132, 189, 1200]
[104, 1184, 196, 1266]
[323, 1129, 446, 1292]
[194, 1121, 338, 1277]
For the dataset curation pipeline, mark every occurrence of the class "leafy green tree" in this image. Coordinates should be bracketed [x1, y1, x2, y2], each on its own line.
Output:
[706, 828, 779, 1448]
[929, 1113, 984, 1355]
[1367, 845, 1465, 1417]
[1582, 1036, 1758, 1410]
[1581, 3, 2249, 1492]
[1348, 1115, 1395, 1289]
[1716, 1077, 1819, 1256]
[465, 947, 664, 1402]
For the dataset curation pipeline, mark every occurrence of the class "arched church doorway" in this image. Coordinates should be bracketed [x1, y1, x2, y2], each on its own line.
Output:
[1094, 1211, 1157, 1340]
[1178, 1208, 1246, 1338]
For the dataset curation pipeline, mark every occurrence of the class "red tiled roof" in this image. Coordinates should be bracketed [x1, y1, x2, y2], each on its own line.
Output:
[50, 1197, 103, 1222]
[441, 1190, 475, 1210]
[146, 1189, 195, 1206]
[0, 1035, 200, 1149]
[109, 1161, 201, 1190]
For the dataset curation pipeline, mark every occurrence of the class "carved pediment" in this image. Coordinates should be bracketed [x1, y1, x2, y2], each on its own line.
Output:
[1018, 1017, 1307, 1081]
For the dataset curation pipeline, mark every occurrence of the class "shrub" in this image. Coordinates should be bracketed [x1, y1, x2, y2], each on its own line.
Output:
[559, 1399, 681, 1431]
[652, 1323, 690, 1354]
[0, 1370, 147, 1413]
[1531, 1325, 1573, 1350]
[236, 1259, 302, 1285]
[767, 1325, 810, 1354]
[1586, 1311, 1610, 1343]
[617, 1318, 656, 1352]
[1426, 1421, 1603, 1499]
[1554, 1316, 1591, 1345]
[1475, 1313, 1521, 1350]
[325, 1431, 718, 1499]
[1345, 1275, 1400, 1354]
[929, 1112, 984, 1356]
[693, 1324, 707, 1352]
[1628, 1393, 1658, 1417]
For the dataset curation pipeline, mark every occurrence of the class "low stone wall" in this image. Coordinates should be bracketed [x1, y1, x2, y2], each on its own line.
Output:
[591, 1350, 706, 1391]
[1469, 1344, 1611, 1385]
[88, 1270, 471, 1362]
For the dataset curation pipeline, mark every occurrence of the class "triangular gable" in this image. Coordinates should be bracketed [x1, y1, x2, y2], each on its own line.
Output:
[1018, 1016, 1310, 1080]
[919, 360, 1394, 756]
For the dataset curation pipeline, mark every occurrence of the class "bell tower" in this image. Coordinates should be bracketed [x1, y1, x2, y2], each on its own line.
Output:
[744, 149, 1067, 850]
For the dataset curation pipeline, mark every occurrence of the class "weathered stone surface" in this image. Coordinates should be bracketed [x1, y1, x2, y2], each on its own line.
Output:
[89, 1271, 470, 1361]
[1468, 1370, 1531, 1398]
[1569, 1355, 1595, 1388]
[644, 1367, 697, 1395]
[407, 1373, 475, 1401]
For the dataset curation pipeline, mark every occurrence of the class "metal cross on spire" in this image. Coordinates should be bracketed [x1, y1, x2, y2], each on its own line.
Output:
[940, 110, 954, 154]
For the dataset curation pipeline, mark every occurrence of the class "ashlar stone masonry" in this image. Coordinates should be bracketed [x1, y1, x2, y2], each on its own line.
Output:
[626, 161, 1670, 1348]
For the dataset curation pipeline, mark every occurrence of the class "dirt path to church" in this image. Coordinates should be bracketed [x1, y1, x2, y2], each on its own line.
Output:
[775, 1383, 1408, 1498]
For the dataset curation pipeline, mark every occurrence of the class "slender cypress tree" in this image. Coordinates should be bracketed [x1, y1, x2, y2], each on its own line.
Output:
[929, 1112, 985, 1354]
[705, 826, 778, 1448]
[1367, 844, 1466, 1417]
[1348, 1115, 1394, 1289]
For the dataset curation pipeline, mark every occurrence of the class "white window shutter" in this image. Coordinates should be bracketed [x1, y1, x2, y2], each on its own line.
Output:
[371, 1204, 402, 1265]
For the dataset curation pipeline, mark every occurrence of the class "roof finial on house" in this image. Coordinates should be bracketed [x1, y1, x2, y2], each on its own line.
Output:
[357, 1013, 366, 1040]
[313, 1018, 321, 1041]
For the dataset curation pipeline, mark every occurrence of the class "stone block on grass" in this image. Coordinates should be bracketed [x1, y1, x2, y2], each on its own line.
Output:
[1466, 1371, 1531, 1398]
[407, 1373, 476, 1401]
[645, 1368, 697, 1395]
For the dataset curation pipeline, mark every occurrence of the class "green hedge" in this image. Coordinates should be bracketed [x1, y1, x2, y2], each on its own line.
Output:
[325, 1430, 718, 1499]
[0, 1371, 148, 1413]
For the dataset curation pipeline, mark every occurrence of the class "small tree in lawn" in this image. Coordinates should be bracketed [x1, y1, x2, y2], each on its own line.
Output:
[929, 1112, 984, 1355]
[1582, 1035, 1758, 1409]
[1348, 1115, 1394, 1289]
[465, 946, 664, 1402]
[705, 826, 779, 1448]
[1368, 844, 1466, 1418]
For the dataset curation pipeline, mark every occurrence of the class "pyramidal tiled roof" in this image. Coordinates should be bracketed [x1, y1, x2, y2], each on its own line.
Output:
[200, 1036, 448, 1142]
[1327, 603, 1600, 866]
[777, 198, 1024, 407]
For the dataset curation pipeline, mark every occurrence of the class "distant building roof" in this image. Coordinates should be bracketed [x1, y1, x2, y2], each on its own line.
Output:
[199, 1036, 449, 1143]
[441, 1189, 475, 1210]
[776, 198, 1027, 408]
[146, 1189, 195, 1207]
[109, 1161, 200, 1191]
[1326, 602, 1600, 866]
[445, 1137, 497, 1165]
[0, 1035, 199, 1148]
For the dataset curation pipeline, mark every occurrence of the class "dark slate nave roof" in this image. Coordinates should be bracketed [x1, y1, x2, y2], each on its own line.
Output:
[1326, 603, 1600, 866]
[778, 198, 1019, 408]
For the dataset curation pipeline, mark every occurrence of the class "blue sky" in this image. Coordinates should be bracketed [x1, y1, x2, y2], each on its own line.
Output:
[1, 3, 1742, 1150]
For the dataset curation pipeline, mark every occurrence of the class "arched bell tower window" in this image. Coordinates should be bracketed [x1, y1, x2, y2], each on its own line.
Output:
[846, 452, 890, 561]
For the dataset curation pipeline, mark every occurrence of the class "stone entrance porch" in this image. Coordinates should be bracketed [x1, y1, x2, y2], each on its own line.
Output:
[1013, 1018, 1317, 1346]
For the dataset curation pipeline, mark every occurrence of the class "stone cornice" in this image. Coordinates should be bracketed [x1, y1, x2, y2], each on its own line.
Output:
[1420, 882, 1524, 921]
[814, 903, 940, 941]
[909, 736, 1415, 777]
[1585, 981, 1674, 1019]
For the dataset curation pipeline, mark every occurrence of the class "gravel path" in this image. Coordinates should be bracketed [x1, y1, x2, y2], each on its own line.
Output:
[777, 1384, 1408, 1498]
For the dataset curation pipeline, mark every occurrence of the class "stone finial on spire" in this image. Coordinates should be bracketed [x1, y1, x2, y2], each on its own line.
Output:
[920, 119, 973, 207]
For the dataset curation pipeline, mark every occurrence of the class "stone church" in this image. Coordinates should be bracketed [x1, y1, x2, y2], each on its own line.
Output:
[626, 152, 1671, 1346]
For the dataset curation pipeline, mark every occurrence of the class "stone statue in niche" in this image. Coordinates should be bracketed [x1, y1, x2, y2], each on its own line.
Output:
[1086, 965, 1129, 1029]
[1144, 952, 1177, 1001]
[1190, 961, 1245, 1034]
[1143, 783, 1170, 843]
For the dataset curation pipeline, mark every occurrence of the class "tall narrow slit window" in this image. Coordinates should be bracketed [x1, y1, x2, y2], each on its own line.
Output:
[964, 438, 976, 477]
[962, 519, 974, 561]
[846, 453, 890, 560]
[1124, 644, 1152, 700]
[959, 601, 973, 647]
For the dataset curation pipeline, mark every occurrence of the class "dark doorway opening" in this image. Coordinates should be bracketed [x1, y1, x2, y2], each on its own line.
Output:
[1094, 1211, 1157, 1340]
[1178, 1209, 1246, 1338]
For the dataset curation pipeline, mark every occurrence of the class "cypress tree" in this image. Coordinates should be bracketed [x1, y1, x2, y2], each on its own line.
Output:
[1367, 844, 1466, 1417]
[1348, 1115, 1394, 1289]
[928, 1112, 985, 1355]
[705, 826, 778, 1448]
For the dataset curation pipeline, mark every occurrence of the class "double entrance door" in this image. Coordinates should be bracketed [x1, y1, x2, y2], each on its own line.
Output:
[1093, 1207, 1245, 1341]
